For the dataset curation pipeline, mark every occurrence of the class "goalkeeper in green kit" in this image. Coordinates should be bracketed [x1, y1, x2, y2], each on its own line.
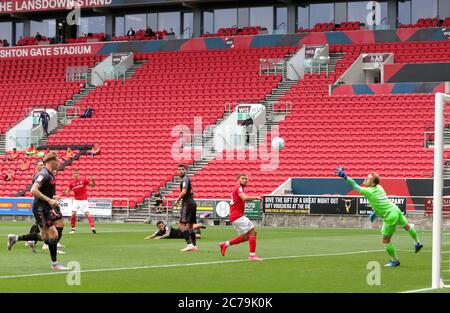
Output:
[335, 167, 423, 267]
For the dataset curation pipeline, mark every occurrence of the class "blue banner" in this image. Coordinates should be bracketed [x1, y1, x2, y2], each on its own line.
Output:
[0, 197, 33, 215]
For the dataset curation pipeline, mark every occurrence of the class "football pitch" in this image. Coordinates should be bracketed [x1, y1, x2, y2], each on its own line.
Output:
[0, 221, 444, 293]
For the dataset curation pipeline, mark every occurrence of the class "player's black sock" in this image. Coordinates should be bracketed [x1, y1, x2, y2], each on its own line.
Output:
[190, 231, 197, 246]
[182, 229, 192, 245]
[48, 238, 58, 263]
[56, 227, 63, 243]
[200, 225, 206, 229]
[18, 233, 40, 241]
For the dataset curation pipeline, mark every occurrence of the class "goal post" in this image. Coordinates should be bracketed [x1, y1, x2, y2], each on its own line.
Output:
[432, 92, 450, 289]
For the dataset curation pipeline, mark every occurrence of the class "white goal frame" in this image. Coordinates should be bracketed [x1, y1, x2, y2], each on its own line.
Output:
[432, 92, 450, 289]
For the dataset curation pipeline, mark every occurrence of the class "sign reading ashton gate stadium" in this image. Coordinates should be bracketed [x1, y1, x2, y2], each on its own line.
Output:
[0, 43, 104, 59]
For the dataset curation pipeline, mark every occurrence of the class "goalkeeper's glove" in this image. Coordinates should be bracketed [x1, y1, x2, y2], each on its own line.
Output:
[335, 166, 347, 180]
[369, 211, 377, 223]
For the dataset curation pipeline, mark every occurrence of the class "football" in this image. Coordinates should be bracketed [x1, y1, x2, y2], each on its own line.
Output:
[271, 137, 285, 151]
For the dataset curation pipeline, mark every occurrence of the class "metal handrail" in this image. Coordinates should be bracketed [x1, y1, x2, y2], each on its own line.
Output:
[276, 22, 285, 30]
[424, 130, 435, 147]
[92, 70, 105, 83]
[259, 58, 286, 77]
[183, 26, 191, 38]
[66, 66, 89, 82]
[8, 135, 40, 149]
[103, 69, 127, 84]
[224, 102, 233, 112]
[289, 63, 301, 80]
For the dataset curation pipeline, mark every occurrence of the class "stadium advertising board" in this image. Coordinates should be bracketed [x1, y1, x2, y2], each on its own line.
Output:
[357, 197, 407, 215]
[59, 198, 112, 217]
[0, 43, 103, 59]
[304, 47, 320, 59]
[362, 54, 390, 63]
[263, 196, 310, 214]
[236, 105, 253, 125]
[214, 200, 260, 219]
[443, 27, 450, 40]
[263, 195, 406, 215]
[172, 199, 215, 218]
[423, 197, 450, 216]
[0, 197, 33, 215]
[172, 199, 260, 219]
[309, 197, 357, 215]
[112, 53, 128, 65]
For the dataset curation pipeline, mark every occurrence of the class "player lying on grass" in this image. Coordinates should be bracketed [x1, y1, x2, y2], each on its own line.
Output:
[144, 221, 206, 240]
[335, 166, 423, 267]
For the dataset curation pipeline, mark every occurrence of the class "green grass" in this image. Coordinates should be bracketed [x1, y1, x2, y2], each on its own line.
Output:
[0, 221, 446, 293]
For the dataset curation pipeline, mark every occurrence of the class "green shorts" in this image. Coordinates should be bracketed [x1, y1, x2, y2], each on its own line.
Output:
[381, 207, 408, 237]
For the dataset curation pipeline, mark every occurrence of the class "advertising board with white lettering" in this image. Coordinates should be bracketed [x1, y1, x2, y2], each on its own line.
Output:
[263, 196, 310, 214]
[263, 196, 406, 215]
[357, 197, 407, 215]
[59, 198, 112, 217]
[362, 54, 390, 63]
[172, 200, 260, 219]
[0, 43, 103, 59]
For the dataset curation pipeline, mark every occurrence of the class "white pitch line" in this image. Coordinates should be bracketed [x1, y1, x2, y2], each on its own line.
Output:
[0, 229, 149, 236]
[399, 287, 437, 293]
[0, 249, 383, 280]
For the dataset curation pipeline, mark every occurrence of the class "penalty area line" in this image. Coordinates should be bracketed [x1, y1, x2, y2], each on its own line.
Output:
[0, 249, 383, 280]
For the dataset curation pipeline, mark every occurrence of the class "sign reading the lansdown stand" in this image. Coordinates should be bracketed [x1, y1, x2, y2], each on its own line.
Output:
[263, 195, 406, 215]
[0, 0, 113, 14]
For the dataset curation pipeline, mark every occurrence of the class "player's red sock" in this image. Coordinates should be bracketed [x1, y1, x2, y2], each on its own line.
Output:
[229, 235, 247, 246]
[249, 235, 256, 253]
[70, 214, 76, 229]
[86, 213, 95, 229]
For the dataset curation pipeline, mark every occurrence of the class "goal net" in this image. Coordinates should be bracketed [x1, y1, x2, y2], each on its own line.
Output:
[432, 92, 450, 289]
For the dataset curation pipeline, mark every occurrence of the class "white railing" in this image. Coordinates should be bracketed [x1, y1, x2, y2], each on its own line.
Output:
[66, 66, 89, 82]
[259, 58, 285, 77]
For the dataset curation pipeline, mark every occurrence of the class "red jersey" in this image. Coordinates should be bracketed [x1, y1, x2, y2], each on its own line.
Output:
[69, 178, 90, 200]
[230, 184, 245, 223]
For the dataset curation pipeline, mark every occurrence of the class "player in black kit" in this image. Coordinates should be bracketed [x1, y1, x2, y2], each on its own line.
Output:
[174, 163, 198, 251]
[7, 161, 44, 253]
[8, 152, 67, 270]
[8, 161, 65, 254]
[144, 221, 205, 240]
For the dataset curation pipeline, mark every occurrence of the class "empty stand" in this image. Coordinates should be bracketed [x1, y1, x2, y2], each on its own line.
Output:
[46, 47, 295, 207]
[0, 56, 102, 133]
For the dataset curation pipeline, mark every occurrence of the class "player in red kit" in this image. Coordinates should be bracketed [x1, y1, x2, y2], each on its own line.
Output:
[219, 174, 262, 261]
[62, 169, 96, 234]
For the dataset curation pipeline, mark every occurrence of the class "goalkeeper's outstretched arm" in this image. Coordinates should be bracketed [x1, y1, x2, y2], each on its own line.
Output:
[335, 166, 361, 193]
